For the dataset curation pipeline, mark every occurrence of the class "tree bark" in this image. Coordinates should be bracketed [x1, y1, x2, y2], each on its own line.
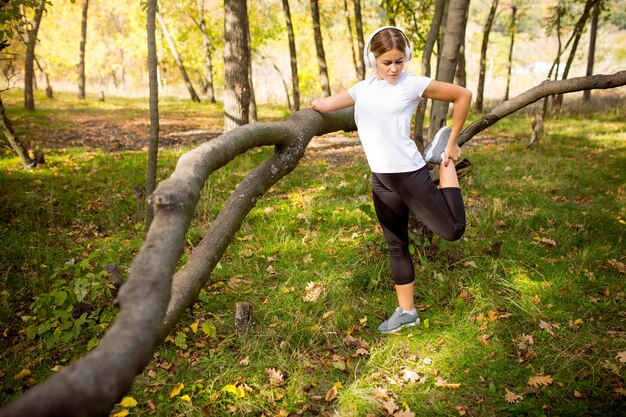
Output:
[145, 0, 159, 228]
[156, 12, 201, 103]
[454, 3, 469, 88]
[343, 0, 358, 80]
[23, 1, 44, 111]
[504, 5, 517, 101]
[2, 71, 625, 417]
[77, 0, 89, 100]
[248, 30, 258, 123]
[310, 0, 331, 96]
[413, 0, 445, 151]
[353, 0, 365, 80]
[223, 0, 251, 131]
[476, 0, 498, 113]
[582, 0, 600, 102]
[282, 0, 300, 111]
[197, 0, 216, 103]
[0, 97, 36, 168]
[429, 0, 468, 141]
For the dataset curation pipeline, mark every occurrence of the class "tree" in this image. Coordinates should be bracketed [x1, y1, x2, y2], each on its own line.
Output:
[23, 0, 45, 111]
[353, 0, 365, 80]
[145, 0, 159, 228]
[77, 0, 88, 100]
[582, 0, 601, 102]
[223, 0, 251, 131]
[281, 0, 300, 111]
[414, 0, 445, 150]
[429, 0, 469, 141]
[0, 96, 42, 168]
[3, 70, 625, 417]
[503, 4, 517, 101]
[476, 0, 499, 112]
[310, 0, 331, 96]
[191, 0, 216, 103]
[156, 12, 201, 103]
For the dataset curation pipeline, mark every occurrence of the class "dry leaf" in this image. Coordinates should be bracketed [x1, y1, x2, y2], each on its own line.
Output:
[325, 385, 338, 402]
[394, 409, 415, 417]
[528, 375, 553, 387]
[454, 405, 468, 415]
[373, 387, 390, 400]
[265, 368, 284, 386]
[616, 351, 626, 363]
[302, 281, 324, 302]
[239, 356, 250, 366]
[381, 399, 398, 415]
[574, 390, 582, 398]
[463, 260, 477, 268]
[169, 382, 184, 398]
[112, 410, 129, 417]
[435, 377, 461, 389]
[539, 320, 556, 337]
[303, 253, 313, 263]
[118, 397, 138, 408]
[505, 388, 523, 403]
[608, 259, 626, 274]
[14, 369, 30, 380]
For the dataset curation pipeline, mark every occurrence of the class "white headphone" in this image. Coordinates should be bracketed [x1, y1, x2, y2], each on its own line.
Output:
[363, 26, 412, 69]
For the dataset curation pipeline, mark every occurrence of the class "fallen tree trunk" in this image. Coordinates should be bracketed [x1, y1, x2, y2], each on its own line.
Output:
[2, 72, 624, 416]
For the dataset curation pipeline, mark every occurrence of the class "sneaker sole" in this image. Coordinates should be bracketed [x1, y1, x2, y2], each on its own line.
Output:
[424, 127, 451, 164]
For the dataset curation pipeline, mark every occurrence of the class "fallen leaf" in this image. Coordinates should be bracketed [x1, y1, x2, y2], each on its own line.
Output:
[265, 368, 285, 386]
[169, 382, 184, 398]
[373, 387, 390, 400]
[118, 397, 138, 408]
[325, 385, 338, 402]
[574, 390, 582, 398]
[112, 410, 129, 417]
[463, 261, 477, 268]
[505, 388, 523, 403]
[303, 253, 313, 263]
[302, 282, 324, 303]
[14, 369, 31, 380]
[179, 395, 191, 402]
[454, 405, 468, 416]
[239, 356, 250, 366]
[435, 377, 461, 389]
[608, 259, 626, 274]
[394, 409, 415, 417]
[528, 375, 553, 388]
[539, 320, 556, 337]
[381, 399, 398, 414]
[616, 351, 626, 363]
[221, 384, 246, 398]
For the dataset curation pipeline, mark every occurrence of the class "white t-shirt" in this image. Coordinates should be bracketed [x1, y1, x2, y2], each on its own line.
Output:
[348, 72, 432, 173]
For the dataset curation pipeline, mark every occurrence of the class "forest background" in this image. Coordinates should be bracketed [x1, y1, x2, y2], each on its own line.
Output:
[1, 0, 626, 416]
[3, 0, 626, 108]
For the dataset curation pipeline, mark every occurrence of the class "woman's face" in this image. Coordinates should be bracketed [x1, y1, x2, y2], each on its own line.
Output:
[375, 48, 405, 84]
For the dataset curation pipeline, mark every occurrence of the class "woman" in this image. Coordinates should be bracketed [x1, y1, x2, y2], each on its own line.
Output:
[312, 26, 472, 333]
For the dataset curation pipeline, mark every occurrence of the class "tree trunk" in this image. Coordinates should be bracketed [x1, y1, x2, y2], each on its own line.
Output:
[454, 2, 469, 88]
[145, 0, 159, 228]
[310, 0, 331, 96]
[77, 0, 89, 100]
[223, 0, 251, 131]
[23, 1, 44, 111]
[429, 0, 468, 141]
[3, 71, 626, 417]
[583, 0, 600, 102]
[248, 30, 258, 123]
[476, 0, 498, 113]
[552, 0, 593, 113]
[197, 0, 216, 103]
[504, 5, 517, 101]
[156, 13, 201, 103]
[343, 0, 358, 80]
[282, 0, 300, 111]
[353, 0, 365, 80]
[413, 0, 445, 151]
[0, 97, 36, 168]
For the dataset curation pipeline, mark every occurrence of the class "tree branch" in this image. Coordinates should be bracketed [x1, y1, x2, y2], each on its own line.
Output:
[458, 71, 626, 146]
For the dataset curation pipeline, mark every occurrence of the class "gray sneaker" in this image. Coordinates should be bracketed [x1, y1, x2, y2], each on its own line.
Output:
[424, 126, 451, 164]
[378, 307, 420, 333]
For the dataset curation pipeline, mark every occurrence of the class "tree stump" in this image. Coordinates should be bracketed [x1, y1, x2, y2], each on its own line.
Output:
[235, 302, 253, 333]
[528, 112, 544, 147]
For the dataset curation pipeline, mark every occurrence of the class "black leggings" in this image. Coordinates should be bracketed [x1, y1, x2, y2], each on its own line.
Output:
[372, 167, 466, 285]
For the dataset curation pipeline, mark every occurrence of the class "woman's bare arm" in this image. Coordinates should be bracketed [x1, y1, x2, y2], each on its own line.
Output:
[311, 90, 355, 113]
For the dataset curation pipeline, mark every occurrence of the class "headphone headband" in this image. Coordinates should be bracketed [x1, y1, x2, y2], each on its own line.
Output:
[363, 26, 412, 69]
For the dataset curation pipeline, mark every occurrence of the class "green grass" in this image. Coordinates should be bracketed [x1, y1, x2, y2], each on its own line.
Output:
[0, 94, 625, 416]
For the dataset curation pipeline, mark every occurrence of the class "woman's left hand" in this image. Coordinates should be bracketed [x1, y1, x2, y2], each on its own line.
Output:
[443, 143, 462, 167]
